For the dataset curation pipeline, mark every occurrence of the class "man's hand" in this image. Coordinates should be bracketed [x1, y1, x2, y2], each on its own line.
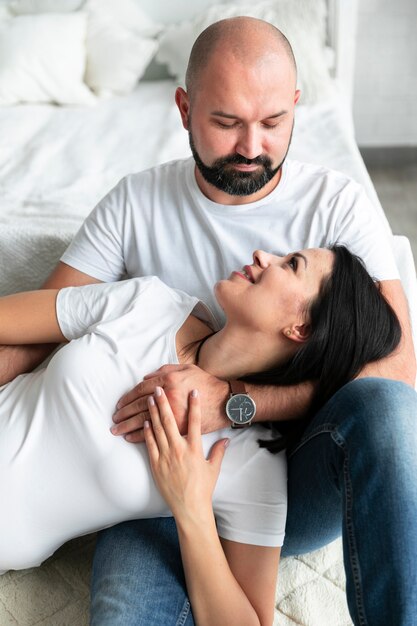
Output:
[111, 364, 230, 443]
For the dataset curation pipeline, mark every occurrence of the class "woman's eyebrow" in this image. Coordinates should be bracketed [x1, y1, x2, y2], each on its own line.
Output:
[294, 252, 308, 268]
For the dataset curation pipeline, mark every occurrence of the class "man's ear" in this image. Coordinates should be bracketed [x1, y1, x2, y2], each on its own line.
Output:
[175, 87, 190, 130]
[283, 322, 311, 344]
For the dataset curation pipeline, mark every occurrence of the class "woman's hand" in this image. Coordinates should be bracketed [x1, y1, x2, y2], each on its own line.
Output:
[144, 387, 229, 522]
[111, 364, 230, 443]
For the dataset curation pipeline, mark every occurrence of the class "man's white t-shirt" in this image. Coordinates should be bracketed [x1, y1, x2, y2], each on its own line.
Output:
[62, 157, 399, 327]
[0, 277, 287, 574]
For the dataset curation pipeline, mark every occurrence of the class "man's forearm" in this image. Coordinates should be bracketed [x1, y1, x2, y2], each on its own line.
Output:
[0, 343, 56, 386]
[246, 380, 314, 423]
[373, 278, 416, 387]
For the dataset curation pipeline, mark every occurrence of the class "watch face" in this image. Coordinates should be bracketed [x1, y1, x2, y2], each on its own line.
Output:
[226, 393, 256, 425]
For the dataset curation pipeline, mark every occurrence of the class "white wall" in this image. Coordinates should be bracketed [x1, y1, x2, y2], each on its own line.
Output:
[353, 0, 417, 147]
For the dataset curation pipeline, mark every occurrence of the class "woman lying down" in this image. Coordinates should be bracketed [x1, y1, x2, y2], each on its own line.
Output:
[0, 246, 400, 625]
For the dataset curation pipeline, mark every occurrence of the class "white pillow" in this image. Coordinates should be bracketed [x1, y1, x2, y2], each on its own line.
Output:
[84, 0, 160, 96]
[9, 0, 84, 14]
[0, 12, 95, 105]
[156, 0, 333, 105]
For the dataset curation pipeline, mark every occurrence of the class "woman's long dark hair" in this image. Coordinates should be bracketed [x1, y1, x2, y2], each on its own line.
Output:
[243, 245, 402, 453]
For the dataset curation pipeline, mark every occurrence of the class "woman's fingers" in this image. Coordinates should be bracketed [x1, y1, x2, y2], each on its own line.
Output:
[187, 389, 203, 450]
[147, 388, 169, 451]
[149, 386, 182, 448]
[146, 387, 203, 453]
[143, 419, 159, 462]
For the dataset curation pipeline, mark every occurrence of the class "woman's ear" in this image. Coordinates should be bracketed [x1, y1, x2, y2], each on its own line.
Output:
[283, 323, 311, 344]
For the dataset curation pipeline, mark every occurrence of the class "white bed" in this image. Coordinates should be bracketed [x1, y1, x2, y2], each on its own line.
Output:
[0, 1, 415, 625]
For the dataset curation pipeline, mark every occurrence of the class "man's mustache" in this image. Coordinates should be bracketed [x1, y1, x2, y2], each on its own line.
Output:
[214, 154, 272, 167]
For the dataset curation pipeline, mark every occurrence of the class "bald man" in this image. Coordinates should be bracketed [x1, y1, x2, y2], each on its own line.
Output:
[3, 17, 416, 626]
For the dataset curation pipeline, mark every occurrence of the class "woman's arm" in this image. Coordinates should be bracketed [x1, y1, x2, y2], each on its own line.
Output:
[0, 263, 102, 385]
[0, 290, 66, 345]
[178, 521, 280, 626]
[144, 388, 280, 626]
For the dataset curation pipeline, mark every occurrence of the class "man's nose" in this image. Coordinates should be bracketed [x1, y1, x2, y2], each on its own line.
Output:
[236, 126, 263, 160]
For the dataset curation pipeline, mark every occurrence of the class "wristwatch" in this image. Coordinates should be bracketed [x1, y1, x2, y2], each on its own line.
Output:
[225, 380, 256, 429]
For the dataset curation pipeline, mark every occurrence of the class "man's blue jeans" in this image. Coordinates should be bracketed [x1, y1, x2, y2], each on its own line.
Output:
[90, 378, 417, 626]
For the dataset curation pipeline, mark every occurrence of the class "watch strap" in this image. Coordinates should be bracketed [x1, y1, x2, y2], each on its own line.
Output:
[228, 379, 247, 395]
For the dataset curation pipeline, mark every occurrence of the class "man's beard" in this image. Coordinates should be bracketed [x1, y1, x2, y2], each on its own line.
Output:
[189, 129, 291, 197]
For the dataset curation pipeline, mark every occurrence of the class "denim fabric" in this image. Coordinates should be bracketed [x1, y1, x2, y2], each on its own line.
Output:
[90, 517, 194, 626]
[90, 378, 417, 626]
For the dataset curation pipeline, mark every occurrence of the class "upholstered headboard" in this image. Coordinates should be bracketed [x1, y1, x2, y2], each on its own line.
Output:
[326, 0, 359, 101]
[141, 0, 358, 102]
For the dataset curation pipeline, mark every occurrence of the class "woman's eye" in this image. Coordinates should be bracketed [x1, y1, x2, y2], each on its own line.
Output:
[288, 256, 298, 271]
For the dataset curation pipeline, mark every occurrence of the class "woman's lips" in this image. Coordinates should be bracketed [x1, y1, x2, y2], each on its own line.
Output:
[243, 265, 254, 282]
[232, 266, 254, 283]
[232, 271, 251, 282]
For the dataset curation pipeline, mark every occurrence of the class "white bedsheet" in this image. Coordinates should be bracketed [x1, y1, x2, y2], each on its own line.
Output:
[0, 81, 387, 226]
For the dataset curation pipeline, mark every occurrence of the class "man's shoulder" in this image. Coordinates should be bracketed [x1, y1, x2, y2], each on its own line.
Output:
[286, 158, 359, 186]
[284, 159, 363, 199]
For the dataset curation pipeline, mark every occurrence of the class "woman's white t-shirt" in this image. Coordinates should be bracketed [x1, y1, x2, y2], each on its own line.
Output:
[0, 277, 287, 573]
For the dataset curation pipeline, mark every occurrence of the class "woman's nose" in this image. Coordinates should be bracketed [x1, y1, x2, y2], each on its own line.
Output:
[253, 250, 284, 269]
[253, 249, 270, 268]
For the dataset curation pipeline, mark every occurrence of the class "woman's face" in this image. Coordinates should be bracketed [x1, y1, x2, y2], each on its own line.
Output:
[215, 248, 334, 339]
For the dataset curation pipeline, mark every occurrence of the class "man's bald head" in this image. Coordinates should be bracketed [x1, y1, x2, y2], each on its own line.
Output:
[185, 16, 297, 99]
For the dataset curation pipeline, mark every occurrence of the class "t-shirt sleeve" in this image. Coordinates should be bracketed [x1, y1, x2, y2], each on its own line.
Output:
[61, 178, 128, 282]
[56, 278, 147, 340]
[332, 184, 400, 281]
[213, 428, 288, 547]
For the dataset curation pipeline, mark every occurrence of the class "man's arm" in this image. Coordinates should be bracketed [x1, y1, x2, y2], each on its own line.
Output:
[111, 364, 314, 442]
[42, 261, 103, 291]
[0, 262, 101, 385]
[358, 279, 416, 385]
[112, 279, 415, 443]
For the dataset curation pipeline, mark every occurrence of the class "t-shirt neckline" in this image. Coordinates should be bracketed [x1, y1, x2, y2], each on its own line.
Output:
[185, 157, 289, 215]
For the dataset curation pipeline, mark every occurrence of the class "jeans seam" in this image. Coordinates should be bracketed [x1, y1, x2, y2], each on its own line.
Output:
[288, 422, 369, 624]
[175, 599, 192, 626]
[287, 423, 335, 458]
[336, 433, 368, 626]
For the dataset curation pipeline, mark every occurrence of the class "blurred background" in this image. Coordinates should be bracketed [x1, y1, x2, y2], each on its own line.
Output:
[353, 0, 417, 258]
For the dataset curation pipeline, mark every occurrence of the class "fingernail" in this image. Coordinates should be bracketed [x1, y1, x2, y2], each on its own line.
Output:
[144, 420, 150, 429]
[155, 386, 162, 397]
[110, 426, 117, 434]
[191, 389, 199, 398]
[148, 396, 155, 406]
[224, 439, 230, 448]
